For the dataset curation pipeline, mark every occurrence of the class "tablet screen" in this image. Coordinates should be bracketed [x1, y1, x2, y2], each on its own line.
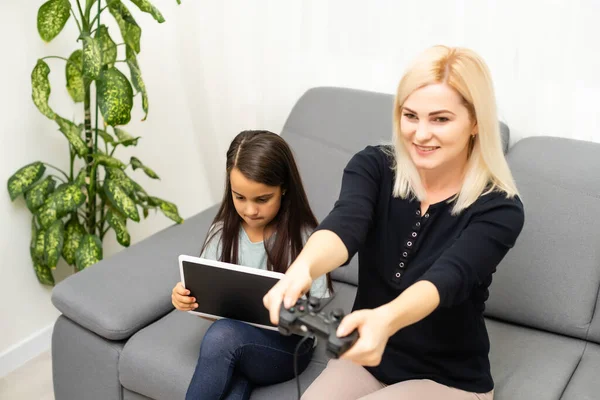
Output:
[181, 259, 281, 329]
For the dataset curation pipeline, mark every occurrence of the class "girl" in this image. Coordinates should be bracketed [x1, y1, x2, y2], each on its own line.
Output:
[172, 130, 332, 400]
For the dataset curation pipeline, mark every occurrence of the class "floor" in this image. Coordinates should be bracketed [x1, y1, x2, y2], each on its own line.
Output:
[0, 350, 54, 400]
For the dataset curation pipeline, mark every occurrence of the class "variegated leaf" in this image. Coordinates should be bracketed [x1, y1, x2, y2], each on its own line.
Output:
[95, 154, 126, 169]
[25, 176, 56, 212]
[74, 168, 87, 187]
[107, 210, 130, 246]
[106, 167, 135, 195]
[125, 46, 148, 120]
[49, 184, 87, 215]
[31, 223, 46, 264]
[150, 196, 183, 223]
[62, 216, 86, 265]
[97, 67, 134, 126]
[131, 157, 159, 179]
[75, 234, 103, 271]
[45, 219, 64, 269]
[37, 203, 58, 229]
[82, 36, 102, 80]
[104, 179, 140, 221]
[66, 50, 84, 102]
[33, 261, 55, 286]
[95, 25, 118, 66]
[7, 162, 46, 201]
[114, 127, 139, 146]
[31, 60, 56, 119]
[108, 0, 142, 53]
[97, 128, 116, 145]
[129, 0, 165, 23]
[143, 207, 150, 219]
[55, 117, 88, 157]
[37, 0, 70, 42]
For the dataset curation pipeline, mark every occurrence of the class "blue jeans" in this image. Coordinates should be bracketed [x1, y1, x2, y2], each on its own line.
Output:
[185, 319, 315, 400]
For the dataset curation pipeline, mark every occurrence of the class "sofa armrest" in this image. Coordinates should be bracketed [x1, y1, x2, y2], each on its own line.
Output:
[51, 205, 218, 341]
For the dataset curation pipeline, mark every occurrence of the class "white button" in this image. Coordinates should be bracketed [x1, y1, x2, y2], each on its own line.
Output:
[411, 232, 417, 237]
[425, 213, 429, 218]
[399, 262, 405, 267]
[395, 272, 401, 278]
[416, 210, 421, 216]
[402, 252, 408, 257]
[407, 241, 412, 246]
[416, 222, 421, 227]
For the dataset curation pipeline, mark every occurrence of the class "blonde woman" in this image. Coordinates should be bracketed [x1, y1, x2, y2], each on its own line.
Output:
[264, 46, 524, 400]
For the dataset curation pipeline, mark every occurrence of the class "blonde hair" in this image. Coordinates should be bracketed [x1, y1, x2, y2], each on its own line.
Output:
[390, 45, 519, 215]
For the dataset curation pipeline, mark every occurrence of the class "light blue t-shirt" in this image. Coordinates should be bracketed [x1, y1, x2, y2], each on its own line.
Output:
[201, 224, 330, 298]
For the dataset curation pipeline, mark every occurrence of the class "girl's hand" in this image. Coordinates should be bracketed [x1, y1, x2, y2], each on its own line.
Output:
[171, 282, 198, 311]
[263, 262, 313, 325]
[337, 308, 392, 367]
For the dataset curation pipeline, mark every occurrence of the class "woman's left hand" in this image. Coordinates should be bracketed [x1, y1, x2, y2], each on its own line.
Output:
[336, 308, 392, 367]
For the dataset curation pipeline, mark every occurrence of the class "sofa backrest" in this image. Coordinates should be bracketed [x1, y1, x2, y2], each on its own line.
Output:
[281, 86, 510, 286]
[485, 136, 600, 342]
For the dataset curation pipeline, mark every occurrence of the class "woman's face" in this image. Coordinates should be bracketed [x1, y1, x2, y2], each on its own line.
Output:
[399, 83, 477, 175]
[229, 167, 282, 230]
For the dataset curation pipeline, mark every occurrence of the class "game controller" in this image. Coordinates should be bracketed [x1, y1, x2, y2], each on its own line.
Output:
[278, 296, 359, 358]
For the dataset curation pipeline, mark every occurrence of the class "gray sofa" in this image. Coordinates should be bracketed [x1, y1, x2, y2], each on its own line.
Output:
[51, 86, 600, 400]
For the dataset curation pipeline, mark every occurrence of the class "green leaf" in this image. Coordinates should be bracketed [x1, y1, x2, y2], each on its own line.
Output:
[37, 184, 86, 229]
[7, 162, 46, 201]
[150, 196, 183, 223]
[97, 67, 134, 126]
[31, 60, 56, 119]
[55, 117, 88, 157]
[82, 36, 102, 80]
[37, 204, 58, 229]
[97, 129, 116, 145]
[25, 176, 56, 212]
[107, 210, 131, 246]
[104, 179, 140, 221]
[95, 25, 118, 67]
[108, 0, 142, 53]
[33, 262, 55, 286]
[106, 167, 135, 195]
[129, 0, 165, 23]
[37, 0, 71, 42]
[143, 207, 149, 219]
[62, 216, 86, 265]
[75, 234, 103, 271]
[95, 154, 126, 169]
[66, 50, 84, 102]
[45, 219, 65, 269]
[130, 157, 159, 179]
[30, 222, 46, 264]
[125, 46, 148, 120]
[114, 127, 140, 146]
[74, 168, 87, 187]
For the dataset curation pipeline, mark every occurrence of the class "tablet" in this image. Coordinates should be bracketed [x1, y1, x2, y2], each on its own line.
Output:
[178, 254, 284, 330]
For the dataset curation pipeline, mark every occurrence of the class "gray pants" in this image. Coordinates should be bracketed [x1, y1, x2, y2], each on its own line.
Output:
[302, 359, 494, 400]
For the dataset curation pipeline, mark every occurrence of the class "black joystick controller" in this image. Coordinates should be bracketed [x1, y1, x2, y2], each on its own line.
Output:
[278, 297, 359, 358]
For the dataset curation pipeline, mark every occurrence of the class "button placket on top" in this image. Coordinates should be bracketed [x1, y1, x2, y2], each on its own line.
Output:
[392, 209, 424, 282]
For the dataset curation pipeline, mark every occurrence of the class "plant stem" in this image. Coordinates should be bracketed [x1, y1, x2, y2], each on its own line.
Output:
[89, 6, 108, 27]
[84, 81, 97, 235]
[43, 163, 70, 180]
[76, 0, 87, 31]
[70, 8, 83, 33]
[51, 175, 67, 183]
[95, 0, 103, 238]
[69, 146, 75, 181]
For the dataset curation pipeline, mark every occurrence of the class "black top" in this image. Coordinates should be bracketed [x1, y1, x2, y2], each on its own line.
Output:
[316, 145, 525, 393]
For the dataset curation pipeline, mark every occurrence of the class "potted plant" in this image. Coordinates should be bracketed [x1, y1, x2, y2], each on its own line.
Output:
[7, 0, 183, 286]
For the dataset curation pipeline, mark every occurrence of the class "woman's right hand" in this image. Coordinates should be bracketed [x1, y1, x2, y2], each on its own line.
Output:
[171, 282, 198, 311]
[263, 261, 313, 325]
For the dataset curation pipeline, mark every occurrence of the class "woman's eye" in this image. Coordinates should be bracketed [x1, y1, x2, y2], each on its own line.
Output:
[403, 113, 417, 120]
[434, 117, 449, 123]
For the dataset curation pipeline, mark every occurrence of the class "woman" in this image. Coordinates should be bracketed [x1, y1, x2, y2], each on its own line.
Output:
[264, 46, 524, 399]
[172, 130, 332, 399]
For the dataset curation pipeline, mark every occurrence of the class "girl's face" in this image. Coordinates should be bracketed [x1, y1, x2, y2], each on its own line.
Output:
[229, 167, 283, 231]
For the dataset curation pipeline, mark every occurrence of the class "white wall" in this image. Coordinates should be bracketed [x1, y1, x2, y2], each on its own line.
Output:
[0, 1, 213, 374]
[2, 0, 600, 375]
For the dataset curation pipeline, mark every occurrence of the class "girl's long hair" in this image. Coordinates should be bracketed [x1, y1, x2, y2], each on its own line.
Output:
[201, 130, 333, 293]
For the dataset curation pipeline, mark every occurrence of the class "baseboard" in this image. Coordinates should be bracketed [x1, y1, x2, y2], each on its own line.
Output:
[0, 322, 54, 378]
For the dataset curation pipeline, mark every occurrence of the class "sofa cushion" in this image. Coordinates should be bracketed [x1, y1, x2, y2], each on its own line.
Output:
[485, 137, 600, 339]
[281, 86, 510, 286]
[486, 318, 585, 399]
[51, 205, 219, 341]
[561, 343, 600, 400]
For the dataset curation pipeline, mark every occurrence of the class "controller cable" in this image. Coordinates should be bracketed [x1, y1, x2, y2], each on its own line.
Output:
[291, 293, 337, 400]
